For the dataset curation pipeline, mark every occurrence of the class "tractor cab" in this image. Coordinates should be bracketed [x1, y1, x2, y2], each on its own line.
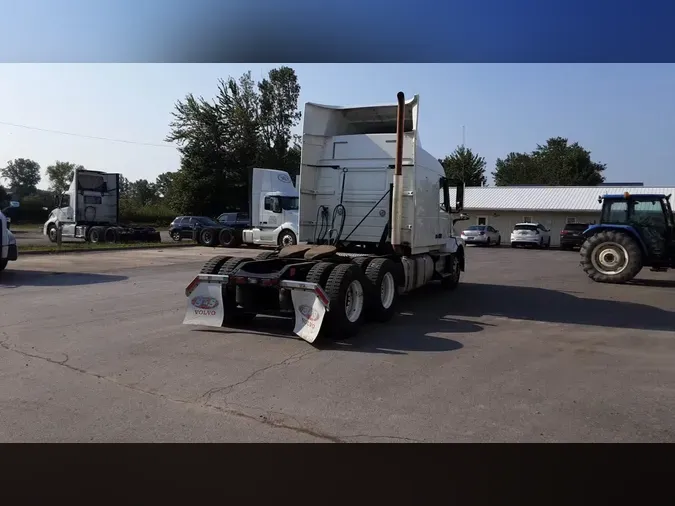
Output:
[580, 192, 675, 284]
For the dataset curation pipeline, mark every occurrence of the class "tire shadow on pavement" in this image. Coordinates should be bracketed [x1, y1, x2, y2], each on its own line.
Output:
[0, 270, 128, 288]
[440, 283, 675, 332]
[194, 288, 491, 355]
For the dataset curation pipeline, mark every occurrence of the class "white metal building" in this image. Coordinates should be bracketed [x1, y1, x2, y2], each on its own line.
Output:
[448, 186, 675, 247]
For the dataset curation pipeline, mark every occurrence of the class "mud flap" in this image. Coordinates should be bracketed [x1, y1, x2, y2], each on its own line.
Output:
[183, 280, 225, 327]
[291, 290, 327, 344]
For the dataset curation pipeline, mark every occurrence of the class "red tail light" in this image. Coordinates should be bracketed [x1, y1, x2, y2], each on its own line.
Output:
[234, 276, 247, 284]
[560, 230, 568, 235]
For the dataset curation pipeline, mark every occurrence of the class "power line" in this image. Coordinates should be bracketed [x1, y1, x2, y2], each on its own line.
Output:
[0, 120, 175, 149]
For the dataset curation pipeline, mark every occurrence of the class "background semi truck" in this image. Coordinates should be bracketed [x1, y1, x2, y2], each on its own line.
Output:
[198, 168, 299, 248]
[0, 200, 20, 272]
[43, 168, 161, 244]
[183, 92, 467, 343]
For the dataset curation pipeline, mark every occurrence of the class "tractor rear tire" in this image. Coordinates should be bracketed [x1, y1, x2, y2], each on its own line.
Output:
[200, 255, 232, 274]
[322, 263, 366, 339]
[305, 261, 337, 287]
[256, 251, 277, 260]
[364, 258, 398, 322]
[580, 230, 643, 284]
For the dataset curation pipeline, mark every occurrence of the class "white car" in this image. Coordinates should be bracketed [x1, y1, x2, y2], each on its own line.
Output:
[461, 225, 501, 246]
[510, 222, 551, 248]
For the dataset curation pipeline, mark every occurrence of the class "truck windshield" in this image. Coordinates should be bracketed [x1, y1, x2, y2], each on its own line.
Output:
[279, 197, 299, 211]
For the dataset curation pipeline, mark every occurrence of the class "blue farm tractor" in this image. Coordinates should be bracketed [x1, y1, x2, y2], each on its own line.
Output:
[580, 192, 675, 284]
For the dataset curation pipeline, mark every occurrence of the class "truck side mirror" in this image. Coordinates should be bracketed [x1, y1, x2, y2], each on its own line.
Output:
[440, 177, 451, 213]
[455, 182, 465, 212]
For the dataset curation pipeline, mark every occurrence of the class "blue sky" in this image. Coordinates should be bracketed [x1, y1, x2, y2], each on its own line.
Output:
[1, 63, 674, 190]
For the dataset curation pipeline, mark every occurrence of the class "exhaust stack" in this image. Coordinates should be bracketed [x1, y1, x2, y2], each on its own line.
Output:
[391, 91, 405, 252]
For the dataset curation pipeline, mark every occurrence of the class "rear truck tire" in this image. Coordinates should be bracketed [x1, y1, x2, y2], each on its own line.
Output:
[200, 228, 218, 247]
[47, 224, 57, 243]
[255, 251, 277, 260]
[351, 256, 375, 273]
[496, 236, 501, 246]
[219, 228, 241, 248]
[218, 256, 253, 276]
[104, 227, 119, 243]
[171, 230, 181, 242]
[88, 226, 104, 243]
[440, 254, 461, 290]
[278, 230, 297, 248]
[546, 237, 551, 249]
[364, 258, 398, 322]
[0, 257, 8, 272]
[199, 255, 232, 274]
[580, 230, 643, 284]
[322, 263, 367, 339]
[539, 237, 544, 248]
[305, 261, 337, 287]
[486, 238, 491, 247]
[217, 256, 256, 325]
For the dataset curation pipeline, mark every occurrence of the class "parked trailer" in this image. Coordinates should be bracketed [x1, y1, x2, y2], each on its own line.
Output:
[183, 92, 467, 343]
[43, 168, 161, 244]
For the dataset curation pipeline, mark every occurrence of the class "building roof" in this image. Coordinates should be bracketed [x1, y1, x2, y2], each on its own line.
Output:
[448, 186, 675, 212]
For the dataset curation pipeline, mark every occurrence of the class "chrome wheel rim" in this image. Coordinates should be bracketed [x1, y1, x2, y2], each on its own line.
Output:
[591, 242, 629, 275]
[345, 280, 364, 323]
[282, 234, 294, 246]
[380, 272, 396, 309]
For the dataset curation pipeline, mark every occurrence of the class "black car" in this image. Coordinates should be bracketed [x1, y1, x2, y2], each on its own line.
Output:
[216, 212, 250, 228]
[168, 216, 225, 244]
[559, 223, 589, 250]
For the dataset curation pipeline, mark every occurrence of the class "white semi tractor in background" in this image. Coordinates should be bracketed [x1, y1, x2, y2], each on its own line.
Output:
[200, 168, 299, 248]
[0, 200, 20, 273]
[183, 92, 467, 343]
[43, 168, 161, 244]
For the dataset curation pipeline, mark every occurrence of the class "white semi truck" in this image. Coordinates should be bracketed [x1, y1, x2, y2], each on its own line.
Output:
[205, 168, 299, 248]
[183, 92, 467, 343]
[43, 168, 161, 244]
[0, 200, 20, 273]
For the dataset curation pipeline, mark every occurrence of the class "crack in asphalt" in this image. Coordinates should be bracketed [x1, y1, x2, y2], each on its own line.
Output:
[0, 336, 420, 444]
[198, 348, 321, 404]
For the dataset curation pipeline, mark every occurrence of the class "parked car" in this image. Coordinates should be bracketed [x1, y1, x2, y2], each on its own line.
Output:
[559, 222, 589, 250]
[510, 222, 551, 248]
[169, 216, 226, 243]
[216, 212, 250, 227]
[461, 225, 501, 246]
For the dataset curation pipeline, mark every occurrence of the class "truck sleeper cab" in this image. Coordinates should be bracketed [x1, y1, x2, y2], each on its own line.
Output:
[43, 169, 161, 244]
[183, 92, 466, 343]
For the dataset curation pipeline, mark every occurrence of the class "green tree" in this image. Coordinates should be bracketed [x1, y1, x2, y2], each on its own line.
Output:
[155, 172, 175, 198]
[46, 161, 81, 195]
[125, 179, 159, 207]
[493, 137, 606, 186]
[166, 66, 303, 216]
[258, 66, 302, 173]
[1, 158, 41, 197]
[439, 146, 487, 186]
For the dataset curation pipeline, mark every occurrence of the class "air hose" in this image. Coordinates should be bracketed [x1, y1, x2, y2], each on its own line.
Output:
[327, 168, 348, 245]
[314, 205, 330, 244]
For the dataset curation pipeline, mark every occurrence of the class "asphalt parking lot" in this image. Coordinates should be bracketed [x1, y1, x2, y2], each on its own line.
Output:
[1, 245, 674, 442]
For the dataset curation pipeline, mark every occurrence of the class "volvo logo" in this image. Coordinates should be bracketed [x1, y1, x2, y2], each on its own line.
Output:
[277, 174, 292, 183]
[191, 296, 219, 310]
[299, 304, 319, 321]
